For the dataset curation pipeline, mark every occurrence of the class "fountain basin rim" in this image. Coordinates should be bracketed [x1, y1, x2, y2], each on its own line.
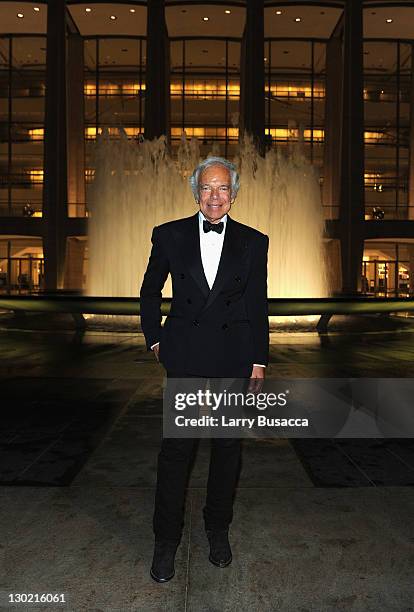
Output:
[1, 295, 414, 317]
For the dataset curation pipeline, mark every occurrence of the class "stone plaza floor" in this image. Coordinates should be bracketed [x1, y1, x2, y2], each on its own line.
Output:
[1, 311, 414, 611]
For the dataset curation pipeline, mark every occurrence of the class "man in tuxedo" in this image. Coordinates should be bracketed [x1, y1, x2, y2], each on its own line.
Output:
[140, 156, 269, 582]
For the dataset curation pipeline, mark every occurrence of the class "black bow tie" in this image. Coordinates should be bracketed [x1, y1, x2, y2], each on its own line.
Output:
[203, 220, 224, 234]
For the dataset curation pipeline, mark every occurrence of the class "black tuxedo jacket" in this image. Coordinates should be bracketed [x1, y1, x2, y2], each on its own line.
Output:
[140, 213, 269, 377]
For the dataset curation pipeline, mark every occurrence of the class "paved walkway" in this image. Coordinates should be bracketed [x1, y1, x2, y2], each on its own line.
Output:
[1, 312, 413, 611]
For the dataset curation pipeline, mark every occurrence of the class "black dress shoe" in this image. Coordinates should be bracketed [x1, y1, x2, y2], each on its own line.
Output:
[206, 529, 232, 567]
[150, 539, 179, 583]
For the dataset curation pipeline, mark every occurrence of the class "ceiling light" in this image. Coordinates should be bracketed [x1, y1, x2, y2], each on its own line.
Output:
[110, 15, 117, 20]
[225, 10, 231, 14]
[295, 17, 301, 22]
[33, 6, 40, 11]
[264, 57, 268, 62]
[276, 10, 282, 15]
[386, 18, 393, 23]
[85, 7, 92, 13]
[129, 8, 136, 13]
[17, 13, 24, 18]
[203, 16, 209, 21]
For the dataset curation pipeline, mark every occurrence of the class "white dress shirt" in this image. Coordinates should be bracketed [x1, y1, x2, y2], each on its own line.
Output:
[151, 211, 265, 368]
[198, 210, 227, 289]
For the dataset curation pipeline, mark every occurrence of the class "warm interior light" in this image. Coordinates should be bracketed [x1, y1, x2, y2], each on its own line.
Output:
[84, 127, 142, 140]
[170, 81, 240, 100]
[364, 130, 390, 143]
[203, 16, 209, 21]
[276, 10, 282, 15]
[130, 8, 136, 13]
[225, 10, 231, 14]
[17, 13, 24, 18]
[171, 127, 239, 141]
[295, 17, 301, 22]
[84, 83, 96, 96]
[121, 82, 145, 95]
[28, 169, 44, 184]
[85, 7, 92, 13]
[265, 127, 324, 142]
[386, 18, 393, 23]
[28, 128, 44, 140]
[265, 83, 325, 99]
[33, 7, 40, 11]
[110, 15, 117, 20]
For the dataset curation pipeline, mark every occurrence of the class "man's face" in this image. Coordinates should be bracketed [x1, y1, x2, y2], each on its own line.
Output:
[198, 164, 233, 223]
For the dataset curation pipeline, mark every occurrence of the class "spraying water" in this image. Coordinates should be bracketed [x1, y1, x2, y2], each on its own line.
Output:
[87, 130, 328, 299]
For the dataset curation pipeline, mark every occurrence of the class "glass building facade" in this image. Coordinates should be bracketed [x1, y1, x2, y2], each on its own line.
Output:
[1, 1, 414, 296]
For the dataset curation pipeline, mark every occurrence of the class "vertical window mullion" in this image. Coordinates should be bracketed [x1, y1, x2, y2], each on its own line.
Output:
[8, 37, 12, 214]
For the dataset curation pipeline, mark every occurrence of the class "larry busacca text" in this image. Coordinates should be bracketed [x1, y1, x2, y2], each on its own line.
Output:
[175, 414, 309, 428]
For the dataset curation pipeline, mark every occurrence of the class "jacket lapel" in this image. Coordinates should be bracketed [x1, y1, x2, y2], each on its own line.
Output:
[175, 213, 210, 299]
[173, 213, 247, 310]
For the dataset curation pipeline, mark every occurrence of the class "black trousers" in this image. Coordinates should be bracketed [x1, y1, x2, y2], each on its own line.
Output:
[153, 371, 242, 542]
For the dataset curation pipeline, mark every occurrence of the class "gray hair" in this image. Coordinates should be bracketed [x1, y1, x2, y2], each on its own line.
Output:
[189, 156, 240, 202]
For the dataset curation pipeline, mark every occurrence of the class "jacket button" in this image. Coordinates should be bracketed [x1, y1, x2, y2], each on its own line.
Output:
[193, 319, 199, 326]
[222, 323, 228, 330]
[187, 298, 192, 304]
[180, 273, 185, 279]
[235, 276, 241, 282]
[226, 300, 231, 306]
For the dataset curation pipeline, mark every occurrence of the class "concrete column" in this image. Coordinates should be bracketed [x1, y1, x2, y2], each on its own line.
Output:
[322, 35, 342, 217]
[239, 0, 265, 154]
[42, 0, 68, 291]
[339, 0, 365, 293]
[407, 43, 414, 219]
[408, 245, 414, 295]
[67, 33, 86, 217]
[324, 239, 342, 294]
[144, 0, 170, 141]
[64, 237, 86, 290]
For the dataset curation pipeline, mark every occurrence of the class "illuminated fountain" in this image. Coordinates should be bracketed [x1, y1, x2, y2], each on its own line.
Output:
[86, 130, 328, 308]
